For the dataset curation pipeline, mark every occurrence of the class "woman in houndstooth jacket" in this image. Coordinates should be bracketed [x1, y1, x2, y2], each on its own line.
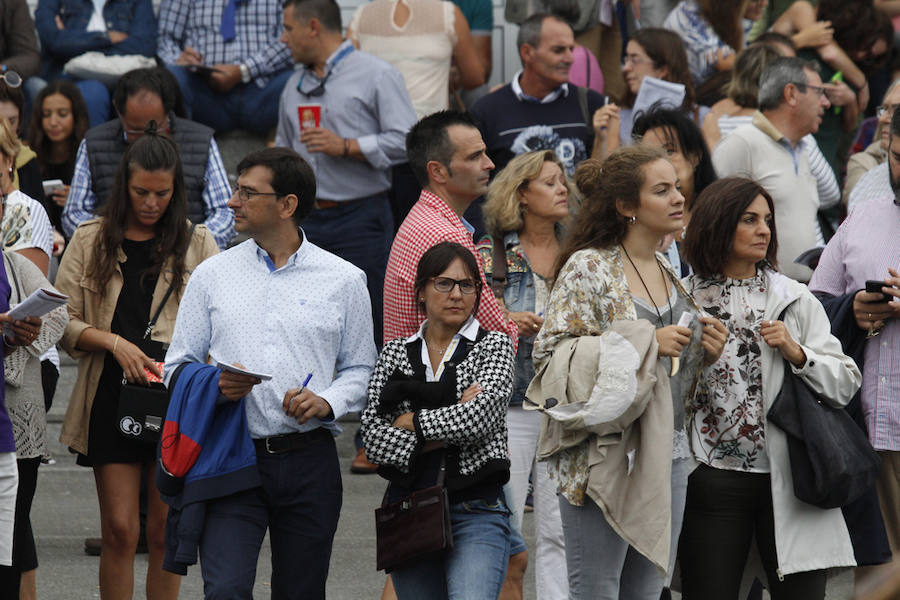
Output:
[361, 241, 515, 600]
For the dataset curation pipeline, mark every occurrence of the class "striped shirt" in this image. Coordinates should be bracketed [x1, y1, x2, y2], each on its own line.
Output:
[848, 161, 891, 213]
[157, 0, 292, 88]
[718, 114, 839, 246]
[809, 194, 900, 450]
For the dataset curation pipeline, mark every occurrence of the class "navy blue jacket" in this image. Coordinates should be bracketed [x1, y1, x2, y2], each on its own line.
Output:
[157, 362, 260, 575]
[35, 0, 157, 80]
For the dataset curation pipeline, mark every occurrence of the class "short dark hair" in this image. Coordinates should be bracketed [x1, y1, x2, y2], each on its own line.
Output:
[517, 13, 571, 56]
[0, 81, 25, 137]
[113, 68, 176, 116]
[283, 0, 342, 32]
[682, 177, 778, 277]
[758, 56, 815, 111]
[236, 147, 317, 224]
[752, 31, 797, 52]
[414, 241, 482, 317]
[632, 106, 718, 210]
[406, 110, 478, 187]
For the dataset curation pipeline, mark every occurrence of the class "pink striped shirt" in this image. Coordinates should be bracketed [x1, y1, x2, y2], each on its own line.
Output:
[809, 194, 900, 450]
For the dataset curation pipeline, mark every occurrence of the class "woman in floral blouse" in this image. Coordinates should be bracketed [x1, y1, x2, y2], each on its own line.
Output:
[533, 144, 727, 599]
[679, 177, 861, 599]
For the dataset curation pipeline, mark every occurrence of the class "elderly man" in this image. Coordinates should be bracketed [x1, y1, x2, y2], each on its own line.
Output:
[164, 147, 376, 598]
[276, 0, 416, 346]
[713, 56, 831, 282]
[845, 81, 900, 211]
[469, 12, 617, 178]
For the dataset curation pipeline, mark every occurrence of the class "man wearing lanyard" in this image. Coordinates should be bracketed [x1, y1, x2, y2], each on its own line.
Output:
[276, 0, 417, 347]
[164, 147, 377, 598]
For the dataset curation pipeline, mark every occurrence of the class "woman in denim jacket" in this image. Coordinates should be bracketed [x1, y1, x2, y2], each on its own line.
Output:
[477, 149, 571, 599]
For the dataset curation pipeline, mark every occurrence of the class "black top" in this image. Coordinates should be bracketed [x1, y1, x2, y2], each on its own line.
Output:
[39, 160, 73, 232]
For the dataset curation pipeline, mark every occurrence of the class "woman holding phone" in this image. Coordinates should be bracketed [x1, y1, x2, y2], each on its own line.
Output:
[55, 125, 218, 599]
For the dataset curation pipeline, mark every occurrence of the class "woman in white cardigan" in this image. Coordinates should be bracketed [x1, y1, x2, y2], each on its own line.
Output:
[679, 177, 860, 599]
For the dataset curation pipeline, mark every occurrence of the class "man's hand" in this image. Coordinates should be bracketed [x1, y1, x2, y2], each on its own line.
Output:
[856, 268, 900, 332]
[108, 31, 128, 44]
[282, 387, 333, 423]
[208, 64, 242, 93]
[54, 15, 65, 30]
[825, 81, 855, 108]
[509, 311, 543, 337]
[300, 127, 345, 156]
[592, 104, 620, 141]
[218, 364, 261, 401]
[176, 47, 203, 66]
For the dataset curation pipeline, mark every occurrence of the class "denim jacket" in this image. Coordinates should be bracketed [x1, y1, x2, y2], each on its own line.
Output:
[477, 232, 536, 407]
[35, 0, 157, 79]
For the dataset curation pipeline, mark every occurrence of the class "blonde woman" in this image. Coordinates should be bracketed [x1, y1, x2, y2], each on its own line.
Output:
[476, 149, 571, 598]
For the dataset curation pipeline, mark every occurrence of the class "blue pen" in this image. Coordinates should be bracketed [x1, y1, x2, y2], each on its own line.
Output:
[300, 372, 313, 390]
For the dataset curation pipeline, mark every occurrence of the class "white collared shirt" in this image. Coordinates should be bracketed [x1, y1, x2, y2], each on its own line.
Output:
[510, 70, 569, 104]
[407, 316, 480, 381]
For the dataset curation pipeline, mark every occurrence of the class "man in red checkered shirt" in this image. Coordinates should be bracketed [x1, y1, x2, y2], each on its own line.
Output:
[383, 110, 517, 344]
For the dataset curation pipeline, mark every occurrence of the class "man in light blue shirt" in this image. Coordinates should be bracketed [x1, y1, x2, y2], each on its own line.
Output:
[276, 0, 417, 346]
[164, 147, 377, 598]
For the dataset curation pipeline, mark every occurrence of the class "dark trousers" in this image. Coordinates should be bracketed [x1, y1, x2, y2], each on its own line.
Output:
[199, 434, 343, 600]
[302, 193, 393, 348]
[166, 66, 293, 134]
[678, 464, 827, 600]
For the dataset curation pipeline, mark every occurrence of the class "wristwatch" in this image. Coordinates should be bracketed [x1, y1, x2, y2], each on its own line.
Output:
[239, 63, 251, 84]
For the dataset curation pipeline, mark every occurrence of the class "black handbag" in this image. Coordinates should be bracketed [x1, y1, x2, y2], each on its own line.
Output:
[116, 251, 186, 444]
[375, 456, 453, 572]
[766, 305, 880, 509]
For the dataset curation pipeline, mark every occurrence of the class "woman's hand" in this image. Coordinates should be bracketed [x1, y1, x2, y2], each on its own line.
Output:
[825, 81, 856, 108]
[793, 20, 834, 48]
[656, 325, 691, 357]
[592, 104, 620, 141]
[111, 336, 161, 385]
[760, 320, 806, 367]
[509, 311, 544, 336]
[50, 184, 70, 208]
[460, 383, 482, 403]
[392, 412, 415, 431]
[700, 317, 728, 365]
[0, 314, 41, 347]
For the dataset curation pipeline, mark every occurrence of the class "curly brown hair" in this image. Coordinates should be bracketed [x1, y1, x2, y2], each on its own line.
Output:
[553, 145, 667, 279]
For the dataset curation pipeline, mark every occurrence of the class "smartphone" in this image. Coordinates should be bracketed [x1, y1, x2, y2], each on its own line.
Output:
[41, 179, 63, 196]
[144, 361, 165, 384]
[865, 280, 894, 302]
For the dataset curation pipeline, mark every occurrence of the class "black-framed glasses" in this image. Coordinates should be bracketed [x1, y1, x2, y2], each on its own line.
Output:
[431, 277, 480, 295]
[792, 82, 828, 98]
[232, 185, 284, 202]
[0, 70, 21, 88]
[877, 103, 900, 118]
[297, 69, 333, 98]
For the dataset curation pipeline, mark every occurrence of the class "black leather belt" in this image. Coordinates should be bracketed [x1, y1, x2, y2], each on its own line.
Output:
[253, 428, 331, 454]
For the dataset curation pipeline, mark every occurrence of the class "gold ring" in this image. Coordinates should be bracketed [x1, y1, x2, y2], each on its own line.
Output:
[868, 313, 872, 320]
[532, 323, 539, 330]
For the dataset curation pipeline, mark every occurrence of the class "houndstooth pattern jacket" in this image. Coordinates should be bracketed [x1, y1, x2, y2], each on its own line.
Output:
[362, 329, 514, 479]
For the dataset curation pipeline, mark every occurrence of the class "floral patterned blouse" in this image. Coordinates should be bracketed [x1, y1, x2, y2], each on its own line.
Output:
[685, 272, 770, 472]
[534, 247, 701, 506]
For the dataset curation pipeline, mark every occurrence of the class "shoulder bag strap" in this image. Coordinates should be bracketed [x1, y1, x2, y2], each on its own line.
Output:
[4, 253, 19, 305]
[143, 224, 195, 340]
[491, 235, 507, 301]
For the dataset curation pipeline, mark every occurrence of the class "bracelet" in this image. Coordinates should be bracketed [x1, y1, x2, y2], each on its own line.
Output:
[113, 334, 120, 354]
[343, 138, 350, 158]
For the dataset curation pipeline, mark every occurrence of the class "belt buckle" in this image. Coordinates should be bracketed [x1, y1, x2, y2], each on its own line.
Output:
[264, 436, 282, 454]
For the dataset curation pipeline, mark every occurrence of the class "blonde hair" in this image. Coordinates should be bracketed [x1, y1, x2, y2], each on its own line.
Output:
[484, 150, 572, 237]
[0, 117, 19, 162]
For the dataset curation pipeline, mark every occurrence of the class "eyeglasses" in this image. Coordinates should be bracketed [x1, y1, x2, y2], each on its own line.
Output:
[231, 185, 284, 202]
[792, 82, 828, 98]
[622, 54, 653, 68]
[431, 277, 480, 295]
[0, 70, 21, 88]
[877, 103, 900, 118]
[297, 69, 333, 98]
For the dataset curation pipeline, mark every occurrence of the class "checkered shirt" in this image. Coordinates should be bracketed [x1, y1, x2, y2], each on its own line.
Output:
[382, 190, 518, 347]
[157, 0, 292, 88]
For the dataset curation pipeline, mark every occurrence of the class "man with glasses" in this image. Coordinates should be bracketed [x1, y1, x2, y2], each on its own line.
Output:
[276, 0, 416, 348]
[469, 13, 616, 179]
[713, 56, 831, 282]
[845, 81, 900, 209]
[62, 67, 234, 249]
[164, 147, 376, 599]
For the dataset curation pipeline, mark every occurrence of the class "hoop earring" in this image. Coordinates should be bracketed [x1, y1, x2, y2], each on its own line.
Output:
[626, 215, 636, 224]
